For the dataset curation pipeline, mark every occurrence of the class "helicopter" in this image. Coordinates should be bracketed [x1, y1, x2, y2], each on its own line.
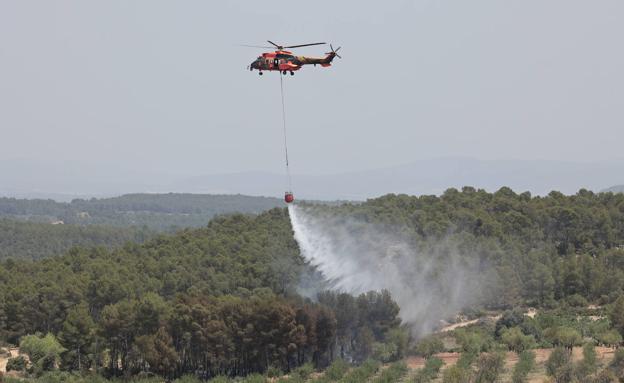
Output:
[245, 40, 341, 76]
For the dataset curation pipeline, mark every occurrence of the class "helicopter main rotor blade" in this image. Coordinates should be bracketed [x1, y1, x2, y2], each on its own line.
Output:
[239, 44, 274, 48]
[284, 42, 326, 49]
[267, 40, 281, 48]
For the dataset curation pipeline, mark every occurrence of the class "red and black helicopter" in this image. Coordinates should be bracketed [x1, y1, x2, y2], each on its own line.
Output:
[245, 40, 341, 76]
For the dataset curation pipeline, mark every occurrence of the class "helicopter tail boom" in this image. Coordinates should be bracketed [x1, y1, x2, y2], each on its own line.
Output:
[295, 52, 336, 66]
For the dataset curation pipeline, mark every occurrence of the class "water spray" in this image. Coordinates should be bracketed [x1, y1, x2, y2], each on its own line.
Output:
[288, 204, 484, 337]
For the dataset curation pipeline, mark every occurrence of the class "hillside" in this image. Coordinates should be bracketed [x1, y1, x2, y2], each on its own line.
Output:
[2, 188, 624, 381]
[0, 208, 404, 378]
[0, 193, 283, 231]
[296, 187, 624, 311]
[0, 219, 153, 261]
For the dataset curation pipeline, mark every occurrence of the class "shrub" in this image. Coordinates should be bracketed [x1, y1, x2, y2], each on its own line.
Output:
[5, 356, 26, 372]
[511, 350, 535, 383]
[593, 368, 617, 383]
[474, 352, 505, 383]
[278, 376, 304, 383]
[546, 347, 571, 378]
[456, 351, 477, 370]
[313, 359, 349, 382]
[339, 359, 379, 383]
[19, 333, 65, 375]
[266, 366, 282, 378]
[371, 361, 408, 383]
[412, 357, 444, 383]
[29, 371, 96, 383]
[174, 375, 203, 383]
[424, 357, 444, 372]
[386, 327, 410, 359]
[595, 329, 622, 347]
[555, 362, 576, 383]
[576, 343, 598, 378]
[242, 373, 266, 383]
[442, 364, 472, 383]
[544, 327, 582, 351]
[291, 363, 314, 380]
[372, 341, 397, 363]
[455, 328, 493, 354]
[414, 335, 445, 359]
[495, 309, 525, 337]
[501, 327, 536, 353]
[208, 376, 231, 383]
[610, 348, 624, 381]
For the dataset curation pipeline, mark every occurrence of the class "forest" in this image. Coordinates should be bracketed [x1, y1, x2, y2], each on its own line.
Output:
[308, 187, 624, 308]
[0, 194, 283, 231]
[0, 194, 283, 260]
[0, 220, 153, 261]
[1, 187, 624, 382]
[0, 209, 404, 380]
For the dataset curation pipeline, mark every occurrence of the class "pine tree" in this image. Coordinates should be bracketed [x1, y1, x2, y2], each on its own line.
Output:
[58, 302, 95, 371]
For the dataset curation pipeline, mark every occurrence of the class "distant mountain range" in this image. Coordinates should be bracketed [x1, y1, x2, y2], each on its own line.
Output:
[2, 157, 624, 200]
[176, 158, 624, 200]
[601, 185, 624, 193]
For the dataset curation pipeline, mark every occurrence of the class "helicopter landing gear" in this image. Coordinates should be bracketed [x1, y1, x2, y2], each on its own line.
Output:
[259, 71, 263, 76]
[290, 71, 294, 76]
[282, 70, 287, 75]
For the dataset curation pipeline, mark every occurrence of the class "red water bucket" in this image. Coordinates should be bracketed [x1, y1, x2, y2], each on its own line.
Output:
[284, 192, 294, 204]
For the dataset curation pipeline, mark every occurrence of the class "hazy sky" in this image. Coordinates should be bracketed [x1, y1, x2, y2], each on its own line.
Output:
[1, 1, 623, 177]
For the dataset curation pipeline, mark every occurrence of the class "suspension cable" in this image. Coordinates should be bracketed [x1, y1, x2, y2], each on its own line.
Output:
[279, 73, 292, 192]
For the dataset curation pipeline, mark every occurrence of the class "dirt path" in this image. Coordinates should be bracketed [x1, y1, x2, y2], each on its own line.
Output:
[439, 309, 538, 334]
[438, 314, 503, 333]
[439, 319, 480, 333]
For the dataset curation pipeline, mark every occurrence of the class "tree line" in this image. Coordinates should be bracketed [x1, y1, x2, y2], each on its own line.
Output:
[3, 291, 402, 379]
[0, 193, 283, 231]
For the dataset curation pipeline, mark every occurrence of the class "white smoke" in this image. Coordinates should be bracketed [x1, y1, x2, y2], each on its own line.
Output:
[288, 204, 485, 337]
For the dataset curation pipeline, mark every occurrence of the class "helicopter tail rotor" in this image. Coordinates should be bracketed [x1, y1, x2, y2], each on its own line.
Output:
[326, 44, 342, 59]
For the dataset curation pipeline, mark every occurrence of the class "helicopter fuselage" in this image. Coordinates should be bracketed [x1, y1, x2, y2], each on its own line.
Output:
[249, 50, 335, 75]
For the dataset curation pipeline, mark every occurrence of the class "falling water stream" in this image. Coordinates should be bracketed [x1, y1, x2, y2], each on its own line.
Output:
[288, 204, 484, 336]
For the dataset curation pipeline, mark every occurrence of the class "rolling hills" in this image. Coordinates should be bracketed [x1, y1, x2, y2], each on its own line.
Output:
[0, 193, 283, 231]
